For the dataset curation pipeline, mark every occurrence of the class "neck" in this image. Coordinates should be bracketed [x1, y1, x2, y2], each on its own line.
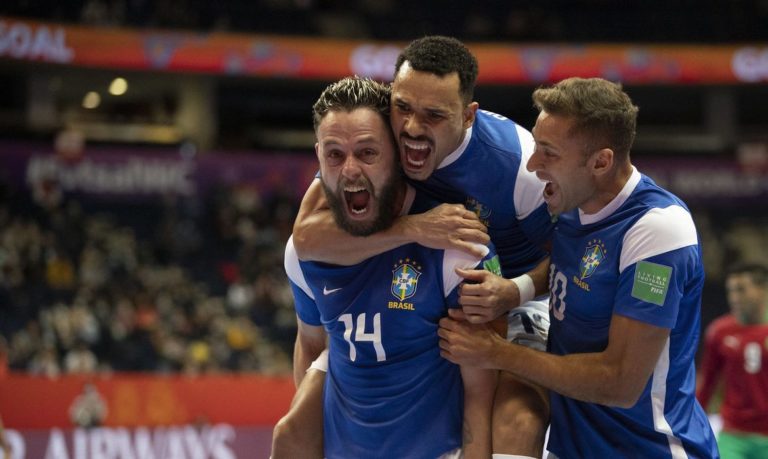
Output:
[580, 162, 634, 214]
[737, 305, 767, 325]
[391, 184, 408, 216]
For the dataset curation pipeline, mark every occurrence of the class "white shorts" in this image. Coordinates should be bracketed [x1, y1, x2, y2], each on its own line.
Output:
[506, 299, 549, 351]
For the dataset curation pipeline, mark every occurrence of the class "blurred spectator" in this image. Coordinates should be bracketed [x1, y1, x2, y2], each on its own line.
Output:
[697, 263, 768, 457]
[27, 345, 61, 378]
[64, 341, 98, 374]
[69, 382, 108, 428]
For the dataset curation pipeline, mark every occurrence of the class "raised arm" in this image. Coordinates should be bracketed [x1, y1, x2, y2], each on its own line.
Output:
[292, 178, 489, 265]
[439, 311, 670, 408]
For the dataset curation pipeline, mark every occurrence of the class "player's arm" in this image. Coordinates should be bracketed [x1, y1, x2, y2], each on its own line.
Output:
[459, 364, 495, 459]
[695, 323, 723, 411]
[293, 318, 327, 387]
[292, 178, 489, 264]
[272, 320, 327, 458]
[443, 246, 502, 458]
[457, 255, 550, 323]
[460, 313, 506, 459]
[273, 238, 327, 458]
[440, 310, 670, 408]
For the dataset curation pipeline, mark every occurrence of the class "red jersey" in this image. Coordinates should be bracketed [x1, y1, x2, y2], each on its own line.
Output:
[697, 314, 768, 434]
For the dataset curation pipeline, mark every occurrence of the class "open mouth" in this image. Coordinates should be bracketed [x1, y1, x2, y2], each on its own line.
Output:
[344, 185, 371, 217]
[402, 138, 431, 168]
[543, 182, 555, 201]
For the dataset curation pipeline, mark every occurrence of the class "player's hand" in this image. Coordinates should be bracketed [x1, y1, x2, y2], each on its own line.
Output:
[401, 204, 489, 257]
[438, 309, 503, 369]
[456, 268, 519, 323]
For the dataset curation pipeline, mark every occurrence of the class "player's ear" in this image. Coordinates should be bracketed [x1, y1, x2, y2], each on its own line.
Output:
[463, 102, 479, 129]
[315, 142, 321, 160]
[591, 148, 613, 176]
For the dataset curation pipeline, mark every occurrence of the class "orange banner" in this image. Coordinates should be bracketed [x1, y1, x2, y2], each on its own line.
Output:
[2, 16, 768, 84]
[0, 372, 294, 429]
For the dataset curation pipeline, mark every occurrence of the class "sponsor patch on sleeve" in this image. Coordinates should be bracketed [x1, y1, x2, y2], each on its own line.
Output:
[483, 255, 502, 276]
[631, 261, 672, 306]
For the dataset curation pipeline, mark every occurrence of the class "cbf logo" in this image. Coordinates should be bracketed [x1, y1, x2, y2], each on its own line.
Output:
[391, 258, 422, 301]
[465, 197, 491, 225]
[580, 239, 607, 279]
[573, 239, 607, 291]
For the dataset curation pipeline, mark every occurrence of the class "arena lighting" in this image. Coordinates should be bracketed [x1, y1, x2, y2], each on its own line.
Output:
[108, 77, 128, 96]
[82, 91, 100, 109]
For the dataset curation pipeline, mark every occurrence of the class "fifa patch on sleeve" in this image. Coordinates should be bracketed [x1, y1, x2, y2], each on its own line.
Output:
[631, 261, 672, 306]
[483, 255, 502, 276]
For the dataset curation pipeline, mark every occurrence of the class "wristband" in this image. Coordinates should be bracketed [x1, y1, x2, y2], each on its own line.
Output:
[308, 348, 329, 373]
[511, 273, 535, 305]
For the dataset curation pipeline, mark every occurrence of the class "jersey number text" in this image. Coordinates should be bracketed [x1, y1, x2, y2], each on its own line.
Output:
[339, 313, 386, 362]
[549, 265, 568, 321]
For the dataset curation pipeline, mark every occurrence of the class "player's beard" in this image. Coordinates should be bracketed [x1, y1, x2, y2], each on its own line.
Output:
[322, 168, 405, 237]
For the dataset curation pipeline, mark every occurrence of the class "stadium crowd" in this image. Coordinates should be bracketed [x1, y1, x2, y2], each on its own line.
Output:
[0, 174, 297, 376]
[2, 159, 766, 379]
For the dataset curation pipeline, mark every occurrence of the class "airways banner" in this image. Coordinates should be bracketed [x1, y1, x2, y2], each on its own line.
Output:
[2, 16, 767, 83]
[0, 373, 294, 429]
[2, 424, 274, 459]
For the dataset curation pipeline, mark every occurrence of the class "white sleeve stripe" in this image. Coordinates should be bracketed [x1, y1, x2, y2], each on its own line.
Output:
[650, 338, 688, 459]
[619, 206, 698, 273]
[513, 124, 546, 219]
[443, 244, 489, 297]
[284, 235, 315, 300]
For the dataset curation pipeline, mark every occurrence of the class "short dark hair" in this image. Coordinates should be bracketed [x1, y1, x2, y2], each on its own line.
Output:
[532, 77, 639, 161]
[394, 36, 478, 103]
[726, 262, 768, 287]
[312, 76, 391, 131]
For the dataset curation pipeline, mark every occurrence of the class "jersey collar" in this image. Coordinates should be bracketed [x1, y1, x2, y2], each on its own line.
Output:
[578, 166, 641, 225]
[437, 126, 473, 170]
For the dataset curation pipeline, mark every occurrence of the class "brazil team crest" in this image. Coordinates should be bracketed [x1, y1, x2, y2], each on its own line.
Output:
[391, 259, 422, 301]
[580, 239, 607, 279]
[465, 197, 491, 223]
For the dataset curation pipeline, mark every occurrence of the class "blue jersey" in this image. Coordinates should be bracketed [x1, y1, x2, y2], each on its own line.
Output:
[546, 169, 718, 458]
[410, 109, 553, 278]
[285, 186, 501, 459]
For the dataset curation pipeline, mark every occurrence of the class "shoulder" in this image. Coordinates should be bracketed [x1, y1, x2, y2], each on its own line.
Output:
[619, 200, 698, 272]
[284, 236, 300, 277]
[472, 110, 530, 157]
[284, 236, 314, 298]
